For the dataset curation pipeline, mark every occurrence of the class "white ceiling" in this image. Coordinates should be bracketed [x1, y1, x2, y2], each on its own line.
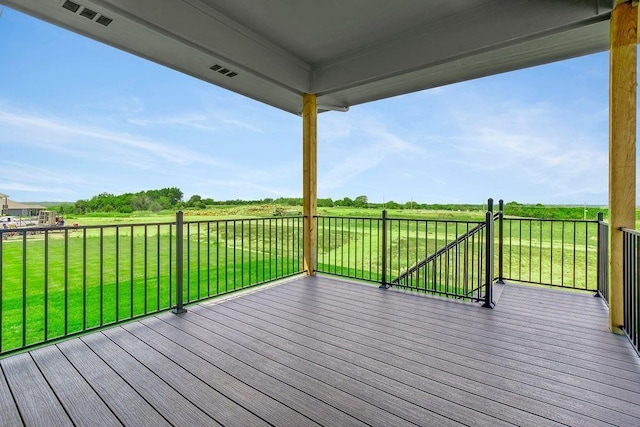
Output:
[2, 0, 613, 114]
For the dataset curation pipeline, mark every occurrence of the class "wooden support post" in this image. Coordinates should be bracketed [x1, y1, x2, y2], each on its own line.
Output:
[302, 93, 317, 275]
[609, 0, 637, 334]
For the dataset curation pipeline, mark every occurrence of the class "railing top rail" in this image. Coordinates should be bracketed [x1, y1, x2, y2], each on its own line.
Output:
[315, 215, 484, 225]
[385, 217, 484, 225]
[0, 216, 309, 234]
[314, 215, 384, 221]
[183, 216, 303, 225]
[620, 227, 640, 236]
[502, 216, 601, 224]
[0, 222, 176, 233]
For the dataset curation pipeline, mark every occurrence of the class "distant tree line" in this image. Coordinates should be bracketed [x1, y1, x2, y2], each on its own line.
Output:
[50, 188, 607, 220]
[502, 202, 606, 221]
[52, 190, 482, 215]
[54, 188, 185, 214]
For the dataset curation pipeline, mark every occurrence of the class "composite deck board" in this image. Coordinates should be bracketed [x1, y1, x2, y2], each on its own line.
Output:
[494, 291, 613, 329]
[139, 316, 367, 427]
[1, 275, 639, 426]
[80, 333, 220, 426]
[266, 286, 630, 363]
[0, 361, 25, 426]
[260, 283, 626, 365]
[186, 305, 497, 427]
[210, 294, 625, 426]
[223, 288, 640, 423]
[29, 345, 122, 427]
[350, 282, 621, 345]
[270, 283, 640, 388]
[302, 280, 627, 349]
[120, 321, 318, 427]
[263, 282, 634, 362]
[191, 304, 556, 426]
[56, 339, 171, 427]
[0, 353, 72, 427]
[287, 280, 638, 382]
[101, 327, 270, 427]
[154, 313, 413, 427]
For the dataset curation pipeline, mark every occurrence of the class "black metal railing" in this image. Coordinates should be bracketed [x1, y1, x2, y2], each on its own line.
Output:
[390, 213, 493, 303]
[621, 228, 640, 356]
[316, 209, 494, 303]
[499, 216, 601, 291]
[0, 213, 303, 356]
[0, 201, 614, 357]
[315, 215, 383, 283]
[392, 219, 486, 284]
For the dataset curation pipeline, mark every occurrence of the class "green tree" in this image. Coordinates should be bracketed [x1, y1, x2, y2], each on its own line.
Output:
[155, 187, 182, 207]
[186, 194, 202, 207]
[354, 195, 368, 207]
[385, 200, 400, 209]
[338, 197, 354, 207]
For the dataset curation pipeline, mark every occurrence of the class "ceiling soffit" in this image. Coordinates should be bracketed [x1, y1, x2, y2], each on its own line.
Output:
[1, 0, 613, 114]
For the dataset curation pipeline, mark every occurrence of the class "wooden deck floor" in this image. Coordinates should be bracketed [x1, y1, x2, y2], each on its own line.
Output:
[1, 275, 640, 426]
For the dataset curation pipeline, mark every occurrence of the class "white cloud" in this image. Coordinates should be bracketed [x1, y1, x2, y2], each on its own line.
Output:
[127, 110, 264, 133]
[441, 92, 608, 202]
[0, 162, 96, 200]
[127, 114, 216, 131]
[319, 115, 429, 191]
[0, 161, 95, 185]
[89, 96, 145, 116]
[0, 108, 223, 168]
[202, 179, 295, 197]
[319, 114, 353, 141]
[220, 117, 264, 133]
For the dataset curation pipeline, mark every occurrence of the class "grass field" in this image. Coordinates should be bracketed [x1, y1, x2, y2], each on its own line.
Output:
[0, 206, 604, 355]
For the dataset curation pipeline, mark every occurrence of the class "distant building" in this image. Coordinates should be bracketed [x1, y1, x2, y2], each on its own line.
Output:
[0, 194, 46, 217]
[0, 193, 8, 216]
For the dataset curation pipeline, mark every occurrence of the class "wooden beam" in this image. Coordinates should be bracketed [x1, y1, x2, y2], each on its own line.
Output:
[302, 93, 317, 275]
[609, 0, 637, 334]
[637, 2, 640, 44]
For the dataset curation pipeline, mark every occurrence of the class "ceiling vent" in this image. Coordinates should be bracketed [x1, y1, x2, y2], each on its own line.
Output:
[61, 1, 80, 13]
[96, 15, 113, 26]
[79, 7, 97, 20]
[209, 64, 238, 78]
[60, 1, 113, 27]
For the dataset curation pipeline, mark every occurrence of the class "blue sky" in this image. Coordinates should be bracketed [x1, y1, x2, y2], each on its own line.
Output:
[0, 7, 614, 205]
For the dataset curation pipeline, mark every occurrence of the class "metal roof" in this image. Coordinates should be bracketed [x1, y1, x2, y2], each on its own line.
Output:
[2, 0, 613, 114]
